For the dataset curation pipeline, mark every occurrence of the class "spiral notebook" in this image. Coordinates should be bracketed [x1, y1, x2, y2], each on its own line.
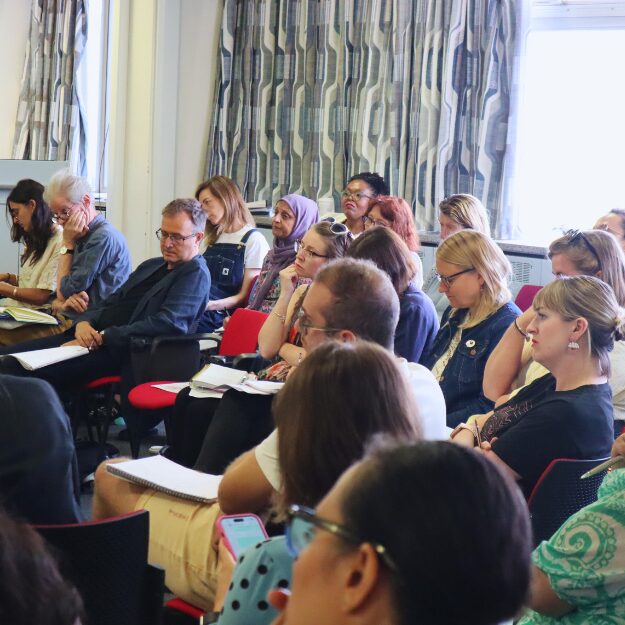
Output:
[106, 456, 223, 503]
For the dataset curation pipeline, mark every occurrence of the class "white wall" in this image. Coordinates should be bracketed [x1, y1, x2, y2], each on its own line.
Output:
[174, 0, 223, 198]
[0, 0, 31, 158]
[107, 0, 223, 265]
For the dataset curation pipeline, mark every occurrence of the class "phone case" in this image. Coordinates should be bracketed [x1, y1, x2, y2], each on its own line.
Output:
[217, 513, 268, 559]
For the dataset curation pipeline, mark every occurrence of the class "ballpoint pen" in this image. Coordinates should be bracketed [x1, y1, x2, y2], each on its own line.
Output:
[580, 456, 625, 479]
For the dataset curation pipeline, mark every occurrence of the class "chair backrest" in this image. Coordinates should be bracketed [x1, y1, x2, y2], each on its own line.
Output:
[220, 308, 269, 356]
[244, 274, 260, 306]
[527, 457, 609, 546]
[514, 284, 542, 312]
[34, 510, 163, 625]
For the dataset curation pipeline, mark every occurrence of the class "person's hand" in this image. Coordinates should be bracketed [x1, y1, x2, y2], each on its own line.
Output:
[278, 265, 299, 298]
[74, 321, 103, 350]
[62, 291, 89, 314]
[479, 438, 498, 453]
[61, 339, 79, 347]
[268, 588, 290, 623]
[223, 316, 230, 329]
[62, 208, 89, 245]
[517, 307, 536, 333]
[611, 433, 625, 459]
[213, 540, 237, 612]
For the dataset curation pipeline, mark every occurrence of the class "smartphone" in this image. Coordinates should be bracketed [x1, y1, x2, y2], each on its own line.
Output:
[217, 514, 268, 559]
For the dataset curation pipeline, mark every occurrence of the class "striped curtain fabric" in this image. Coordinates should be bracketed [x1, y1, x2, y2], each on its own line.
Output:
[206, 0, 517, 237]
[12, 0, 88, 170]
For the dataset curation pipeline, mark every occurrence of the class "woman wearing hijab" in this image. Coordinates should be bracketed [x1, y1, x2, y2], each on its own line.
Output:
[0, 375, 82, 524]
[246, 194, 320, 313]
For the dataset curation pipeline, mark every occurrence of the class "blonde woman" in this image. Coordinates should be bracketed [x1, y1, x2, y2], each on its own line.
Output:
[195, 176, 270, 331]
[423, 230, 520, 426]
[484, 229, 625, 436]
[453, 276, 617, 499]
[423, 193, 491, 317]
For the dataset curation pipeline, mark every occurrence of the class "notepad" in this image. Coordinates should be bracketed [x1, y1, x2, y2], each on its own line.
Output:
[0, 306, 58, 329]
[8, 345, 89, 370]
[190, 364, 284, 396]
[106, 456, 223, 503]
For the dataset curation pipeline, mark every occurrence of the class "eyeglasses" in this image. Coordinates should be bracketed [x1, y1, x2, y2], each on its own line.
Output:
[362, 214, 390, 228]
[341, 190, 373, 202]
[321, 217, 350, 236]
[286, 505, 397, 572]
[563, 230, 603, 271]
[296, 309, 342, 336]
[436, 267, 475, 288]
[155, 229, 198, 244]
[51, 205, 75, 223]
[295, 240, 328, 259]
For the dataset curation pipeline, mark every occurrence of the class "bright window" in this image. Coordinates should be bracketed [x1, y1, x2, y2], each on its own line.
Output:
[512, 3, 625, 243]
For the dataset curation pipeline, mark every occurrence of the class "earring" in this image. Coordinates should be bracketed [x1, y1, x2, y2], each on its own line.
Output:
[568, 340, 580, 350]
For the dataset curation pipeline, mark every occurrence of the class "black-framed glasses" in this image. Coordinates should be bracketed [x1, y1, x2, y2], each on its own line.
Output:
[295, 240, 328, 259]
[155, 229, 198, 244]
[321, 217, 350, 236]
[563, 230, 602, 270]
[341, 190, 373, 202]
[362, 214, 390, 228]
[286, 505, 398, 572]
[435, 267, 475, 288]
[296, 309, 341, 336]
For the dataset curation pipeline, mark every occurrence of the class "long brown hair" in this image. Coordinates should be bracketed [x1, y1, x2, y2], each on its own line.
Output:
[274, 341, 421, 517]
[195, 176, 254, 245]
[367, 195, 420, 252]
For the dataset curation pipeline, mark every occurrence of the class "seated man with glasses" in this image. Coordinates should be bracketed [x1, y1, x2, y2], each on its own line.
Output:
[45, 169, 131, 318]
[0, 198, 210, 436]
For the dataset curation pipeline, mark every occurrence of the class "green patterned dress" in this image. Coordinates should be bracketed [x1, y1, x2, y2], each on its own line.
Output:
[518, 469, 625, 624]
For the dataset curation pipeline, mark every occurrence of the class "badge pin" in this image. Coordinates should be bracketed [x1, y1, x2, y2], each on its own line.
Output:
[465, 339, 476, 348]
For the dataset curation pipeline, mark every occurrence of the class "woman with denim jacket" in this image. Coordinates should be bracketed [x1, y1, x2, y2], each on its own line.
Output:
[423, 230, 520, 427]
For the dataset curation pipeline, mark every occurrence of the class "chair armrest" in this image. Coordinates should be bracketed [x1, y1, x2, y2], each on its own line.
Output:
[232, 353, 261, 370]
[147, 333, 219, 358]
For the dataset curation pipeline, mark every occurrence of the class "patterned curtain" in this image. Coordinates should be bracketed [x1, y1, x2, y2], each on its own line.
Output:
[206, 0, 517, 237]
[12, 0, 88, 172]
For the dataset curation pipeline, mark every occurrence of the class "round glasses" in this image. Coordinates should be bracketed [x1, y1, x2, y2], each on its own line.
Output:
[295, 240, 328, 259]
[341, 190, 373, 202]
[362, 214, 390, 228]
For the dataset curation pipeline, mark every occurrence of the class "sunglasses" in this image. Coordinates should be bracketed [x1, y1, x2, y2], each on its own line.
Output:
[321, 216, 350, 236]
[286, 505, 397, 571]
[563, 230, 602, 271]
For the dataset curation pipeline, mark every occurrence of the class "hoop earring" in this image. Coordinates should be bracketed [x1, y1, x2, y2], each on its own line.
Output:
[568, 341, 580, 350]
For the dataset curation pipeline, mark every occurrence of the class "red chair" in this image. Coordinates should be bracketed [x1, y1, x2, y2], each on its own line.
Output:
[126, 308, 269, 456]
[514, 284, 542, 312]
[527, 457, 609, 546]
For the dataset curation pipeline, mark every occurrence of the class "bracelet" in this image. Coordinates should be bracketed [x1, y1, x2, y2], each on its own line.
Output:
[514, 318, 530, 341]
[12, 287, 17, 298]
[272, 310, 287, 321]
[450, 423, 477, 442]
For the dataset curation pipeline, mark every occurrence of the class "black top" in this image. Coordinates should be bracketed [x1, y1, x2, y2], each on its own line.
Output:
[395, 284, 440, 364]
[492, 374, 614, 497]
[96, 264, 169, 330]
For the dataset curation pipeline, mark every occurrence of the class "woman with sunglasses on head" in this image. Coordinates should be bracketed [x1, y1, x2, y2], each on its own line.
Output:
[167, 220, 352, 470]
[340, 172, 389, 235]
[0, 179, 73, 346]
[209, 341, 424, 624]
[453, 276, 616, 498]
[267, 441, 532, 625]
[347, 227, 438, 364]
[484, 229, 625, 437]
[195, 176, 270, 332]
[422, 193, 491, 319]
[422, 230, 520, 427]
[362, 195, 424, 288]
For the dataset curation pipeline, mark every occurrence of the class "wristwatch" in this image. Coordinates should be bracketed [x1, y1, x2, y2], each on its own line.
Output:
[60, 245, 75, 255]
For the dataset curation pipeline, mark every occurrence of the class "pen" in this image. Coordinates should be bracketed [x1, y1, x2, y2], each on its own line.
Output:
[580, 456, 625, 479]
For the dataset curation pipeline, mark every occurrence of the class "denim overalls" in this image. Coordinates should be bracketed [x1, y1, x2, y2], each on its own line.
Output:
[197, 229, 258, 332]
